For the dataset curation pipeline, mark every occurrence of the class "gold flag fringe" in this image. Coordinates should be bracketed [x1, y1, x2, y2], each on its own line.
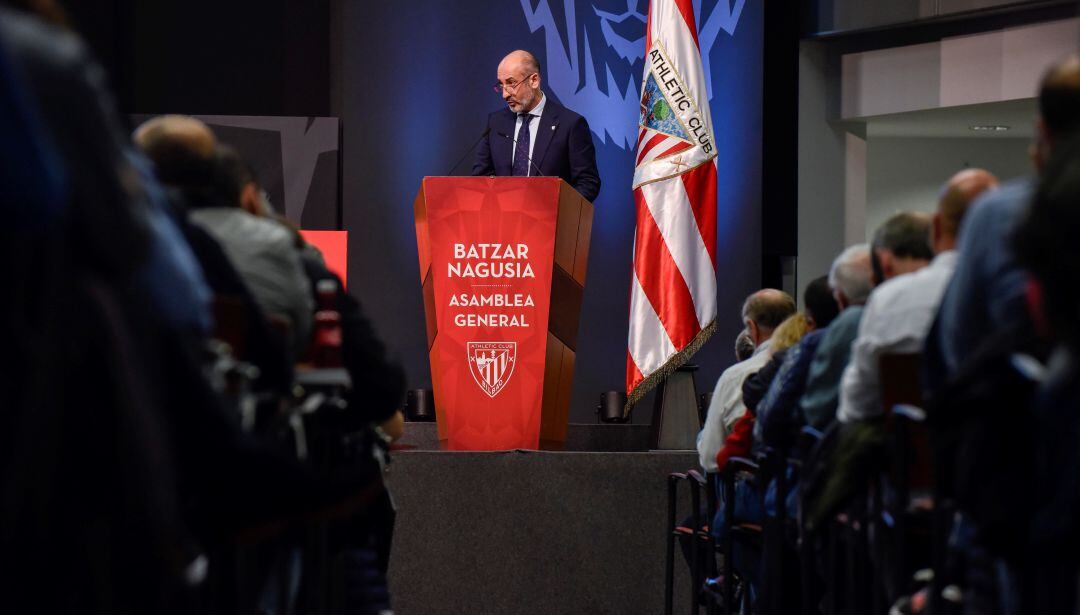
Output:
[624, 318, 718, 415]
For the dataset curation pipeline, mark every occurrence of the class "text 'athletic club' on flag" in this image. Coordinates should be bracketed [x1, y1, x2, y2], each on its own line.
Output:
[626, 0, 718, 407]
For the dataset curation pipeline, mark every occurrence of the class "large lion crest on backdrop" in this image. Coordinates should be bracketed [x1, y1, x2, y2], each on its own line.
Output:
[520, 0, 746, 150]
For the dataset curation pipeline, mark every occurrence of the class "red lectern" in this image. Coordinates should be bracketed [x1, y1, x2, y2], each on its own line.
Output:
[414, 177, 593, 450]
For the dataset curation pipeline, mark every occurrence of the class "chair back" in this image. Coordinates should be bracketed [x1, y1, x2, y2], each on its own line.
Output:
[878, 352, 932, 492]
[212, 294, 248, 358]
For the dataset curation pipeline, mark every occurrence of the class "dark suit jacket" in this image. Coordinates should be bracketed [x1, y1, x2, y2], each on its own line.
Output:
[300, 253, 406, 426]
[471, 95, 601, 203]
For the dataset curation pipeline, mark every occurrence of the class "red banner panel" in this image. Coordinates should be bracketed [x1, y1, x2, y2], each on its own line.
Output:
[418, 177, 561, 450]
[300, 230, 348, 289]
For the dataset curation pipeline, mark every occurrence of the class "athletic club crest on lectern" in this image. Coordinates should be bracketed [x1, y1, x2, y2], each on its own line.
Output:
[467, 342, 517, 398]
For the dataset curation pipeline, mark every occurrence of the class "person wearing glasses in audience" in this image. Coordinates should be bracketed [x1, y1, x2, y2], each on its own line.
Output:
[472, 49, 601, 202]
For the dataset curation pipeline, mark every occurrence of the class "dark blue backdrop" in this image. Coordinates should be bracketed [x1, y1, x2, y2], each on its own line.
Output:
[341, 0, 762, 423]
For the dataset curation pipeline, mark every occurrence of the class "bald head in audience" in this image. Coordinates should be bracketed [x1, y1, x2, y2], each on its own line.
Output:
[741, 289, 797, 346]
[132, 115, 217, 187]
[933, 168, 998, 254]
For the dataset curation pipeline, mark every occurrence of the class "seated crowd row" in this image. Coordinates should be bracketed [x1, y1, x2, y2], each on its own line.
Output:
[689, 54, 1080, 615]
[1, 4, 405, 614]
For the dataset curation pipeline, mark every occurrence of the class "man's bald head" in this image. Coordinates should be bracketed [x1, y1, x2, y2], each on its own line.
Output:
[935, 168, 998, 246]
[132, 115, 217, 187]
[741, 288, 796, 345]
[499, 50, 541, 77]
[133, 115, 215, 158]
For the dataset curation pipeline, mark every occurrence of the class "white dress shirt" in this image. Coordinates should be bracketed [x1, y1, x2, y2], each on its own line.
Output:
[697, 338, 774, 471]
[511, 92, 546, 173]
[836, 250, 959, 423]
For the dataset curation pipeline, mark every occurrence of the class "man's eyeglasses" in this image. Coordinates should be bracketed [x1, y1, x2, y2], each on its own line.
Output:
[492, 73, 537, 95]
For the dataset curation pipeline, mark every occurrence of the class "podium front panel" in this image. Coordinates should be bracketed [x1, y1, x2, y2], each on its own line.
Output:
[416, 177, 562, 450]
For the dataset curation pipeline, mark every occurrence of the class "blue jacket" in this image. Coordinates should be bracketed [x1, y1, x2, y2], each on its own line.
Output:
[800, 306, 864, 430]
[757, 330, 826, 449]
[925, 177, 1034, 391]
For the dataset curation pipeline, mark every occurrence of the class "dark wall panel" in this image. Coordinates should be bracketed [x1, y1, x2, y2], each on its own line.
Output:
[78, 0, 328, 116]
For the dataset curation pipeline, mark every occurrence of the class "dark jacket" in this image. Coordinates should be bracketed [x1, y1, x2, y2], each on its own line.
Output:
[301, 254, 406, 426]
[757, 330, 826, 449]
[472, 94, 601, 202]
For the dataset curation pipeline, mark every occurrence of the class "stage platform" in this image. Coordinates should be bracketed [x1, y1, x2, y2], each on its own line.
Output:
[386, 423, 701, 614]
[395, 421, 655, 452]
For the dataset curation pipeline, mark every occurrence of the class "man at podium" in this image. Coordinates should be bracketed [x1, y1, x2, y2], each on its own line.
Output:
[472, 50, 601, 203]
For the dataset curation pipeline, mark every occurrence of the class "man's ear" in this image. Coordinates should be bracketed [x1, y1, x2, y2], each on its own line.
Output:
[833, 290, 849, 311]
[879, 250, 895, 281]
[745, 319, 760, 345]
[239, 182, 261, 215]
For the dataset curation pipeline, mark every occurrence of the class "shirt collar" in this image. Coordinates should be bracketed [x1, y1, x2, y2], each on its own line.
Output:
[931, 249, 958, 267]
[751, 338, 773, 357]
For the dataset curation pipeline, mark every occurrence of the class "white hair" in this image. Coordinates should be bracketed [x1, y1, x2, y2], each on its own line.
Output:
[828, 244, 873, 305]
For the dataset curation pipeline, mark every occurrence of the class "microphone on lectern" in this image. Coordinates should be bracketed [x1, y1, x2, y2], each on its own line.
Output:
[444, 126, 491, 176]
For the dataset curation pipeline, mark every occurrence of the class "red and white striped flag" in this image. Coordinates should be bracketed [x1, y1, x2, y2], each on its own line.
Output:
[626, 0, 718, 406]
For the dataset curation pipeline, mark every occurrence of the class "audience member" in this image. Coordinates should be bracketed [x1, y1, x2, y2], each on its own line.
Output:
[802, 275, 840, 331]
[132, 116, 295, 392]
[870, 211, 933, 285]
[805, 173, 996, 538]
[709, 311, 815, 598]
[741, 313, 812, 413]
[1012, 133, 1080, 612]
[0, 3, 212, 335]
[741, 276, 838, 421]
[721, 312, 815, 471]
[184, 142, 314, 356]
[698, 289, 796, 471]
[129, 125, 402, 615]
[216, 154, 408, 434]
[918, 160, 1070, 614]
[744, 275, 842, 447]
[927, 55, 1080, 386]
[838, 170, 997, 423]
[0, 6, 209, 613]
[800, 244, 874, 429]
[735, 329, 755, 362]
[0, 11, 390, 604]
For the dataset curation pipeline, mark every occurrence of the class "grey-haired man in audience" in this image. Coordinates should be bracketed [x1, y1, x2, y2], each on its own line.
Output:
[799, 244, 874, 430]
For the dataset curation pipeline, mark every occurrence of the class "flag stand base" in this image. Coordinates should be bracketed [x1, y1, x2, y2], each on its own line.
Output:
[648, 364, 700, 450]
